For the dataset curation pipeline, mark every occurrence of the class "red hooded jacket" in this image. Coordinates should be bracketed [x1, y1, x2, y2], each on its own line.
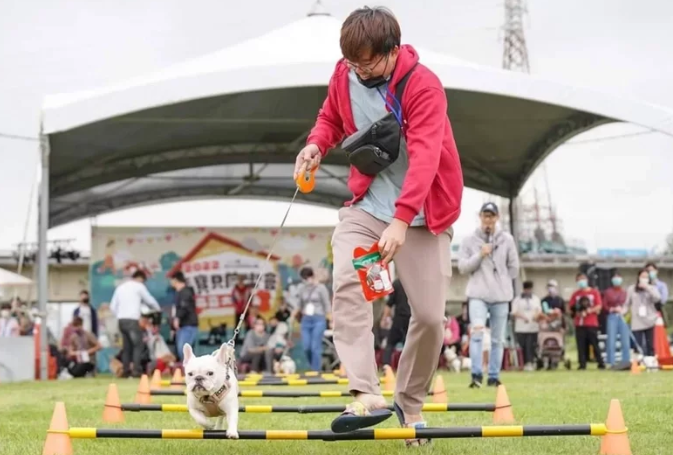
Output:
[306, 45, 463, 235]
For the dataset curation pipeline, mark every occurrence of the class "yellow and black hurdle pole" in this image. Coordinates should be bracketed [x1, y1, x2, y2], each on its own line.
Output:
[162, 378, 351, 387]
[150, 389, 436, 398]
[50, 424, 611, 441]
[121, 403, 494, 413]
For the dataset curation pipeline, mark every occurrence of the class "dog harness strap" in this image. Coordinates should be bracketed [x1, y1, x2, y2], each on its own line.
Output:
[199, 382, 230, 417]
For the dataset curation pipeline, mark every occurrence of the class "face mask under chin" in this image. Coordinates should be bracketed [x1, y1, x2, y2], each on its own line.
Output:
[356, 72, 388, 89]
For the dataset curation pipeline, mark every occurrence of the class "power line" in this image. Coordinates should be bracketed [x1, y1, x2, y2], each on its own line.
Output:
[0, 132, 40, 142]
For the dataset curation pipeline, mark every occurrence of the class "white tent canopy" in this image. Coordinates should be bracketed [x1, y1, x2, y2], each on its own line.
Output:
[0, 268, 33, 287]
[40, 7, 673, 228]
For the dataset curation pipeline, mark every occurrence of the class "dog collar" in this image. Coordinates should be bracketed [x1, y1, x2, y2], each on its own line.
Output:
[198, 380, 230, 406]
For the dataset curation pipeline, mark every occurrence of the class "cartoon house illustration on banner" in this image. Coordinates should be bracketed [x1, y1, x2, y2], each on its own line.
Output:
[166, 232, 282, 330]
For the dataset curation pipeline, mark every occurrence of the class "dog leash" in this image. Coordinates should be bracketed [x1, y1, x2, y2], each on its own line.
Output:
[226, 164, 316, 348]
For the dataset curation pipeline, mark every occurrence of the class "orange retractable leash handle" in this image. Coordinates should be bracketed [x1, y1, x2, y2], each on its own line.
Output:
[296, 163, 316, 193]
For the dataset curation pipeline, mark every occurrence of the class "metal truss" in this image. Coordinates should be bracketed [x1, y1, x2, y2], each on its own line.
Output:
[51, 142, 349, 197]
[50, 184, 348, 228]
[509, 113, 610, 196]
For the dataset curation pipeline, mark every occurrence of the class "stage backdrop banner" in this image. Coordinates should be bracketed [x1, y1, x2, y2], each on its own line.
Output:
[90, 227, 334, 331]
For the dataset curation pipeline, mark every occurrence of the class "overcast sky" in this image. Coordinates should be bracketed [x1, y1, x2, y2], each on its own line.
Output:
[1, 0, 672, 254]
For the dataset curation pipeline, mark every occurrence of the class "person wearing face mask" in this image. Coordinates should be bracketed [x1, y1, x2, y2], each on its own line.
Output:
[73, 290, 98, 337]
[510, 281, 542, 371]
[602, 272, 631, 368]
[624, 269, 661, 356]
[459, 202, 520, 388]
[293, 267, 332, 372]
[568, 273, 606, 370]
[644, 263, 668, 315]
[541, 280, 566, 330]
[293, 7, 463, 441]
[67, 316, 102, 378]
[0, 303, 20, 337]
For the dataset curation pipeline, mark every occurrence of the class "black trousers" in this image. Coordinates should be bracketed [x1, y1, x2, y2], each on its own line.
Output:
[69, 361, 95, 378]
[119, 318, 144, 377]
[633, 328, 655, 356]
[382, 318, 409, 366]
[575, 326, 604, 368]
[241, 352, 267, 372]
[516, 332, 537, 364]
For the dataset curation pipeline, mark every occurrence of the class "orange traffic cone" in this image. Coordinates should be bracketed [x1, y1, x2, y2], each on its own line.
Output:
[629, 359, 641, 375]
[492, 385, 515, 424]
[102, 384, 124, 423]
[653, 313, 673, 366]
[171, 368, 184, 390]
[382, 365, 396, 392]
[431, 375, 448, 404]
[150, 369, 162, 388]
[42, 402, 72, 455]
[134, 374, 151, 404]
[599, 399, 631, 455]
[338, 363, 346, 377]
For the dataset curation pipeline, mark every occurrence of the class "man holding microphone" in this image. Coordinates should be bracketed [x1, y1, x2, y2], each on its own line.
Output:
[458, 202, 520, 388]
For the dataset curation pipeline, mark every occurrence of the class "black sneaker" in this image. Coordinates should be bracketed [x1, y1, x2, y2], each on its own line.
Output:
[468, 374, 482, 388]
[487, 377, 501, 387]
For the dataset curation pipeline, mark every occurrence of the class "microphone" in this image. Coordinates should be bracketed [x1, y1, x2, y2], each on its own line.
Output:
[485, 227, 496, 274]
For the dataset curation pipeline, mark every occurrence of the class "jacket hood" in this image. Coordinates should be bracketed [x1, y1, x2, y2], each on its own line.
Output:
[389, 44, 420, 86]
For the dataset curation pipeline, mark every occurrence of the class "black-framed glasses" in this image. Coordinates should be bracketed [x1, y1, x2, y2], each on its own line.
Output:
[345, 53, 387, 75]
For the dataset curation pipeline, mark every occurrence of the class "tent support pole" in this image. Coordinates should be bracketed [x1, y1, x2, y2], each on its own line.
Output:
[38, 125, 50, 381]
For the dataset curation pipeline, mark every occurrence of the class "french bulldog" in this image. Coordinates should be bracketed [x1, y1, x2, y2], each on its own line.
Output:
[183, 343, 239, 439]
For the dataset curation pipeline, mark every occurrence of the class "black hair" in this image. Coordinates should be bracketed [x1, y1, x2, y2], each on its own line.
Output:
[132, 270, 147, 281]
[644, 262, 657, 270]
[171, 271, 186, 283]
[636, 268, 651, 289]
[575, 272, 587, 280]
[300, 267, 314, 280]
[523, 280, 534, 290]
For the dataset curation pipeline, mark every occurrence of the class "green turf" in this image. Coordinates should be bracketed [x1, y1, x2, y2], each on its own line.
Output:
[1, 369, 671, 454]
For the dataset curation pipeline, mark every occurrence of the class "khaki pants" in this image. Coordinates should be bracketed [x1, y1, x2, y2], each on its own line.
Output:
[331, 207, 452, 415]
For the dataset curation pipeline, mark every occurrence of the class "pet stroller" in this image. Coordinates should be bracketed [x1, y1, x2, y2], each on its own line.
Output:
[536, 319, 571, 370]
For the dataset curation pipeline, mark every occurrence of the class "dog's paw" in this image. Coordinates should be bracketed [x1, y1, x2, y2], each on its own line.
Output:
[226, 429, 239, 439]
[200, 423, 216, 431]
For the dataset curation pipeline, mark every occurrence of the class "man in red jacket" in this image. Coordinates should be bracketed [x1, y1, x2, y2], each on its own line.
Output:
[293, 6, 463, 445]
[568, 272, 606, 370]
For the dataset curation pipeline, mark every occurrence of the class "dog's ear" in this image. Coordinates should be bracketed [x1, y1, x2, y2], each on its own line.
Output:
[183, 343, 194, 364]
[216, 343, 233, 366]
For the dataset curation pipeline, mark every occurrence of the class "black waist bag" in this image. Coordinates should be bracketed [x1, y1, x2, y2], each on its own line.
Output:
[341, 64, 417, 176]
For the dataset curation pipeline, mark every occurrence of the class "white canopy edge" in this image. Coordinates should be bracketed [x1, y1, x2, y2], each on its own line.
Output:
[0, 268, 33, 287]
[41, 14, 673, 137]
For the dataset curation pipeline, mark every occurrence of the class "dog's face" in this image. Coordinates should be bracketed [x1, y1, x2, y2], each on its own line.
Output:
[183, 343, 232, 398]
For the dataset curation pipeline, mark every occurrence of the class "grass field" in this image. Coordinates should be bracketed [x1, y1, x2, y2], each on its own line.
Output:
[1, 369, 671, 455]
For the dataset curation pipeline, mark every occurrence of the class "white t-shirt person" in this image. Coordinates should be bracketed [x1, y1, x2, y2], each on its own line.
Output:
[511, 292, 542, 333]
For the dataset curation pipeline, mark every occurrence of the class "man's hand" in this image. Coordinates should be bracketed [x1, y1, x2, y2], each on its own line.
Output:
[379, 219, 408, 265]
[293, 144, 321, 181]
[481, 244, 493, 257]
